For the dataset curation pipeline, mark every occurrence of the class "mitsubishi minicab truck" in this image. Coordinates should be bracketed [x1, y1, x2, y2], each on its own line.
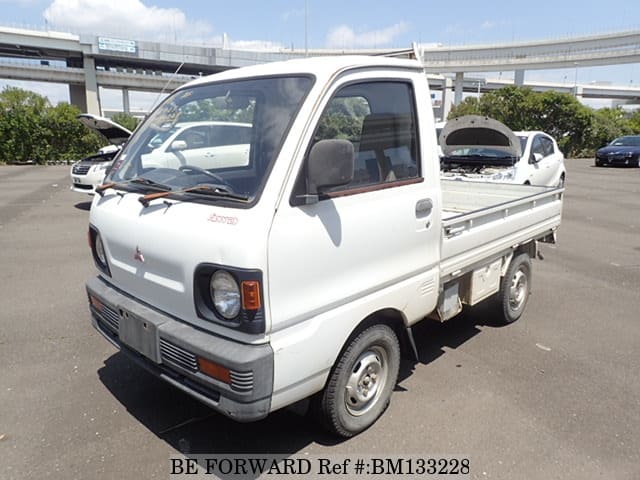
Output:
[85, 56, 563, 437]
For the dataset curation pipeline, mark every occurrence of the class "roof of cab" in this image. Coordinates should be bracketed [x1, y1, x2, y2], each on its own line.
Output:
[179, 55, 424, 90]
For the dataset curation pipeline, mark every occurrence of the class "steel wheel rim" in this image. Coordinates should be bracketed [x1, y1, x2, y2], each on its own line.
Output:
[509, 268, 528, 311]
[344, 346, 388, 416]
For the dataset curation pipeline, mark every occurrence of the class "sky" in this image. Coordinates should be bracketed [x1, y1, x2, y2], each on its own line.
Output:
[1, 0, 640, 110]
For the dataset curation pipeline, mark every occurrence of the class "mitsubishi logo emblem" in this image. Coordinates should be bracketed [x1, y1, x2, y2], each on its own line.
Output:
[134, 246, 145, 263]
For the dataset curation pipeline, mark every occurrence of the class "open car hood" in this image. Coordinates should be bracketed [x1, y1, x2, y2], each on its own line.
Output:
[439, 115, 522, 158]
[77, 113, 132, 146]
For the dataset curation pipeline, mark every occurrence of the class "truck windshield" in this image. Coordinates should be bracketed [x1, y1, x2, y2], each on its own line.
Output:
[107, 76, 313, 204]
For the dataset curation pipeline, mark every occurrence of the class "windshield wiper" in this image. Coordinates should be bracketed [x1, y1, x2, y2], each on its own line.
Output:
[129, 177, 172, 191]
[95, 176, 172, 196]
[138, 183, 249, 207]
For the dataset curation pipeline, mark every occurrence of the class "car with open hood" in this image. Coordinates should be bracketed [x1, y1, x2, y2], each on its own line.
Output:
[595, 135, 640, 167]
[440, 115, 566, 187]
[70, 114, 132, 194]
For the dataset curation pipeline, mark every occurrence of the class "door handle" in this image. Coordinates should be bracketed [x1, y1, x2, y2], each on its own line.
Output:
[415, 198, 433, 218]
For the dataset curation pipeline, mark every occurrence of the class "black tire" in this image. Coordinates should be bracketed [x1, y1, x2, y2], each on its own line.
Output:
[316, 324, 400, 438]
[494, 253, 532, 324]
[557, 174, 565, 188]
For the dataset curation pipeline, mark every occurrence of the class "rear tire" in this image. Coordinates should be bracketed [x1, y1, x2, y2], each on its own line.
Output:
[494, 253, 532, 324]
[316, 324, 400, 438]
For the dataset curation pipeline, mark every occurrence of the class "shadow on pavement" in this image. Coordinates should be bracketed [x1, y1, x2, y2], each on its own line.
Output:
[98, 353, 341, 459]
[97, 302, 503, 472]
[398, 302, 505, 382]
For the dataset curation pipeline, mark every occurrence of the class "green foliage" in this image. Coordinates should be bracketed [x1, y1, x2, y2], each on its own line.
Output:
[315, 97, 370, 142]
[478, 86, 538, 130]
[446, 97, 481, 117]
[629, 110, 640, 133]
[0, 87, 51, 163]
[448, 85, 639, 157]
[587, 108, 634, 151]
[0, 87, 111, 164]
[110, 112, 140, 132]
[178, 98, 256, 124]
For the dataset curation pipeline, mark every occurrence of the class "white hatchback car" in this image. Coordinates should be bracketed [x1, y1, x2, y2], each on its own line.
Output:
[439, 115, 565, 187]
[70, 114, 132, 194]
[140, 121, 252, 170]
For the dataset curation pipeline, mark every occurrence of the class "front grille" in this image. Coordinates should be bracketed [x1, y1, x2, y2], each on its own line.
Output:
[160, 338, 198, 372]
[230, 370, 254, 392]
[101, 303, 120, 332]
[72, 163, 91, 175]
[74, 183, 93, 190]
[159, 338, 254, 392]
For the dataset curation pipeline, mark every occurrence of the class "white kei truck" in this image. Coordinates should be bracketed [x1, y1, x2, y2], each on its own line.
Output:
[86, 56, 563, 437]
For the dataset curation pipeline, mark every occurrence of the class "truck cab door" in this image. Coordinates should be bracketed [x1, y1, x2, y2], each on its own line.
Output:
[267, 75, 441, 389]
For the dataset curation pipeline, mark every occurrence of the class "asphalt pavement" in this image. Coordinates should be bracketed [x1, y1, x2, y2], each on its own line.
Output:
[0, 161, 638, 479]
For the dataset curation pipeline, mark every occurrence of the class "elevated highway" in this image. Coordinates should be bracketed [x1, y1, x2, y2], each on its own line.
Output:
[1, 25, 639, 118]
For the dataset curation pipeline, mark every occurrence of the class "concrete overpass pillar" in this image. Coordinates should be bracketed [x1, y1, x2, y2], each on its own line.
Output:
[69, 56, 100, 115]
[69, 84, 87, 112]
[454, 72, 464, 104]
[440, 77, 454, 121]
[514, 69, 525, 86]
[122, 88, 130, 114]
[71, 56, 100, 116]
[574, 85, 584, 102]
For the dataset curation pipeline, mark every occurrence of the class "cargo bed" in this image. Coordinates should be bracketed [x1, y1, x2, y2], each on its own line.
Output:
[440, 180, 563, 279]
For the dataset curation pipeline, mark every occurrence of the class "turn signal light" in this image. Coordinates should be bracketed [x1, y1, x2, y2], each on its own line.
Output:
[241, 281, 261, 310]
[89, 294, 104, 312]
[197, 357, 231, 384]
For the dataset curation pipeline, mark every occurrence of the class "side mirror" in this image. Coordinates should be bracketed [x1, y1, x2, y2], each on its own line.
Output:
[169, 140, 188, 152]
[307, 139, 354, 199]
[530, 152, 543, 164]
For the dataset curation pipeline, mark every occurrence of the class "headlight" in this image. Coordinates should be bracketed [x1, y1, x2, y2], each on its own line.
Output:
[89, 227, 111, 276]
[95, 234, 107, 265]
[492, 168, 515, 181]
[210, 270, 241, 319]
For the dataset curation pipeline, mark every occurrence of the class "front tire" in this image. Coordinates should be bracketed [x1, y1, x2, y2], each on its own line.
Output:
[494, 253, 532, 324]
[317, 324, 400, 437]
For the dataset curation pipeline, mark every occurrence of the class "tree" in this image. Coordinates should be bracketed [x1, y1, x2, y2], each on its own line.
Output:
[447, 97, 481, 117]
[0, 87, 50, 163]
[110, 112, 140, 132]
[478, 85, 539, 130]
[626, 109, 640, 134]
[532, 91, 593, 155]
[447, 86, 598, 156]
[44, 102, 104, 161]
[588, 108, 634, 151]
[0, 87, 110, 164]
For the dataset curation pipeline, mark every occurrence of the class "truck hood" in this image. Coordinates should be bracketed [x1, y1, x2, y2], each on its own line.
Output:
[439, 115, 522, 158]
[78, 113, 132, 146]
[90, 193, 270, 338]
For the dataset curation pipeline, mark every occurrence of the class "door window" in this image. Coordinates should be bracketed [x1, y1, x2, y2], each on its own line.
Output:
[306, 81, 420, 195]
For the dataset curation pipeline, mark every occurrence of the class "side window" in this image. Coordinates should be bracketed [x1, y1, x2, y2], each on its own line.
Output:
[531, 136, 546, 157]
[540, 136, 554, 156]
[312, 81, 420, 192]
[176, 126, 208, 149]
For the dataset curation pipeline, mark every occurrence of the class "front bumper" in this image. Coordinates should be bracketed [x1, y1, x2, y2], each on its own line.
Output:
[595, 154, 639, 167]
[86, 276, 273, 421]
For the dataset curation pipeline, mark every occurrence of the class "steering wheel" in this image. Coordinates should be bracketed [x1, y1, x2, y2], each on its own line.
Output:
[178, 165, 232, 188]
